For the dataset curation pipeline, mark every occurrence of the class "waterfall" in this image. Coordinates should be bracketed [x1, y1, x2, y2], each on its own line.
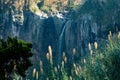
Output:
[58, 21, 67, 62]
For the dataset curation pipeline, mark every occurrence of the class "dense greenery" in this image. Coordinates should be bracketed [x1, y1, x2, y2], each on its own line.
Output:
[31, 32, 120, 80]
[0, 37, 33, 80]
[80, 34, 120, 80]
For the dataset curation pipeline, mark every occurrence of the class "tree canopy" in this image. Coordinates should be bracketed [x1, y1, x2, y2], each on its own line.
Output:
[0, 36, 33, 79]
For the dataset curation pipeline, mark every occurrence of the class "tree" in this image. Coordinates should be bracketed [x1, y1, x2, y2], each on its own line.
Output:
[0, 36, 33, 79]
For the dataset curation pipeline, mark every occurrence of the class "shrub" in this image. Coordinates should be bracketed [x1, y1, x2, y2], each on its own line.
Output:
[82, 33, 120, 80]
[31, 32, 120, 80]
[0, 36, 33, 79]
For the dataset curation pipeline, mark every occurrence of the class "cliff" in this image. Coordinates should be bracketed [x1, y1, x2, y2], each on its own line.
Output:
[0, 0, 120, 66]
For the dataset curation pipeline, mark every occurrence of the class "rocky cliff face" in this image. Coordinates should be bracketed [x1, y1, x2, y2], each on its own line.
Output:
[64, 0, 120, 62]
[0, 0, 65, 62]
[0, 0, 120, 64]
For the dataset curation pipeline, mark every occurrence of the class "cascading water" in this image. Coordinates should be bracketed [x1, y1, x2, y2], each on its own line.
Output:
[59, 25, 66, 54]
[58, 20, 67, 63]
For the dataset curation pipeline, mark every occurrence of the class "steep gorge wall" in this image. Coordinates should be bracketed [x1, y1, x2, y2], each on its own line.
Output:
[64, 0, 120, 61]
[0, 0, 65, 62]
[0, 0, 120, 63]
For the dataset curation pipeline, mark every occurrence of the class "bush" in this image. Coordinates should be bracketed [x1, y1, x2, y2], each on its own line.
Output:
[0, 36, 33, 79]
[82, 33, 120, 80]
[31, 32, 120, 80]
[40, 6, 50, 13]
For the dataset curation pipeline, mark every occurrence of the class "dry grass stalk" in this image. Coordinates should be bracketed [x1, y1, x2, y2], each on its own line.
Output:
[90, 50, 93, 56]
[40, 60, 43, 68]
[109, 31, 112, 37]
[40, 67, 43, 75]
[94, 42, 98, 49]
[46, 52, 49, 60]
[84, 58, 86, 64]
[88, 43, 92, 50]
[48, 46, 52, 58]
[64, 56, 67, 63]
[118, 32, 120, 39]
[62, 52, 66, 58]
[62, 61, 64, 68]
[13, 60, 16, 70]
[73, 48, 76, 55]
[108, 35, 111, 40]
[73, 63, 76, 69]
[48, 46, 53, 64]
[69, 76, 72, 80]
[54, 67, 58, 74]
[33, 68, 36, 77]
[36, 71, 38, 80]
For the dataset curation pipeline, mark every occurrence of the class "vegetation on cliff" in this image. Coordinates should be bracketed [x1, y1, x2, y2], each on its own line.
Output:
[27, 32, 120, 80]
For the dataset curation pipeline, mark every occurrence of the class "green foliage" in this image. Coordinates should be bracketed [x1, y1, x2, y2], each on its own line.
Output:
[81, 35, 120, 80]
[40, 6, 50, 13]
[31, 8, 37, 12]
[0, 36, 33, 79]
[30, 34, 120, 80]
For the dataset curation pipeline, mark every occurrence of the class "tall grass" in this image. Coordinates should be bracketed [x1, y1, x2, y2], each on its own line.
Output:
[28, 31, 120, 80]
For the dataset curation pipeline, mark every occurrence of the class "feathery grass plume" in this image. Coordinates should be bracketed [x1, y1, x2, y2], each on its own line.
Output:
[73, 48, 76, 55]
[14, 64, 17, 70]
[33, 68, 36, 77]
[62, 52, 67, 63]
[84, 58, 86, 64]
[13, 60, 16, 70]
[75, 69, 78, 76]
[54, 67, 58, 74]
[5, 71, 7, 78]
[71, 69, 74, 76]
[108, 31, 112, 40]
[62, 52, 66, 58]
[73, 63, 76, 69]
[40, 60, 43, 68]
[90, 50, 93, 56]
[108, 34, 111, 40]
[91, 59, 94, 64]
[109, 31, 112, 37]
[76, 67, 80, 73]
[62, 61, 64, 68]
[94, 42, 98, 49]
[48, 45, 52, 59]
[40, 67, 43, 75]
[118, 32, 120, 39]
[69, 76, 72, 80]
[74, 66, 79, 76]
[48, 46, 53, 64]
[50, 58, 53, 64]
[39, 60, 44, 75]
[36, 71, 38, 80]
[46, 52, 49, 60]
[78, 65, 82, 73]
[64, 56, 67, 63]
[88, 43, 92, 50]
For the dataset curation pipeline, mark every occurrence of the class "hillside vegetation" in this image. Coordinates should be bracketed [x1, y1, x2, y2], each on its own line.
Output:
[28, 32, 120, 80]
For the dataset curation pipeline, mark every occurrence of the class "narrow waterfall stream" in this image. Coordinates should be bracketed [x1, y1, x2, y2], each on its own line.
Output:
[58, 20, 67, 63]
